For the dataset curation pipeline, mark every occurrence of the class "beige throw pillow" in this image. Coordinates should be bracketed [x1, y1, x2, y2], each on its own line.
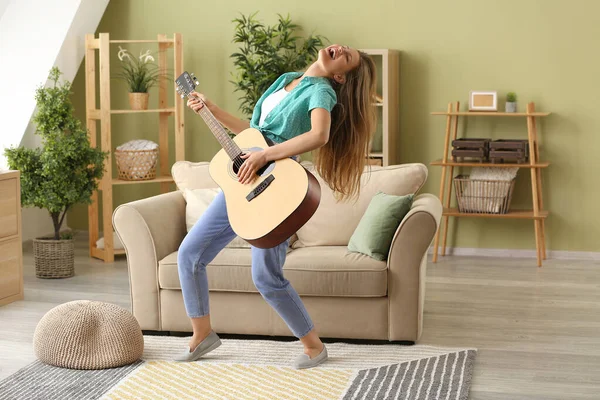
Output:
[183, 188, 251, 248]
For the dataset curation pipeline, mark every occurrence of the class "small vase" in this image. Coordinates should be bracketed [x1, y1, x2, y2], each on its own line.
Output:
[505, 102, 517, 113]
[129, 92, 149, 110]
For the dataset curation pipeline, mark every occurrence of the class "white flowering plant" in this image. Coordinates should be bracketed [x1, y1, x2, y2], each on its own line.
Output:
[115, 46, 164, 93]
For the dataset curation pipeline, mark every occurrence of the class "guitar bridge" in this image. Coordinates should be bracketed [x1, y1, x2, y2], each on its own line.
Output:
[246, 174, 275, 202]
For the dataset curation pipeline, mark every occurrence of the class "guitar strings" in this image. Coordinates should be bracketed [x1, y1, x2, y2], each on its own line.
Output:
[187, 92, 245, 170]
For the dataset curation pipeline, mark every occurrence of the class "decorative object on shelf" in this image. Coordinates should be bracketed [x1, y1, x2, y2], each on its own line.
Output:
[469, 91, 498, 111]
[451, 138, 490, 163]
[116, 46, 162, 110]
[489, 139, 529, 164]
[367, 157, 383, 166]
[96, 233, 124, 251]
[451, 148, 486, 163]
[4, 67, 108, 278]
[450, 138, 529, 164]
[505, 92, 517, 113]
[453, 167, 518, 214]
[115, 139, 159, 181]
[230, 12, 326, 117]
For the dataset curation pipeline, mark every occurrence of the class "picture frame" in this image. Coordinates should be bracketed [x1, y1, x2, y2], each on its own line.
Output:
[469, 91, 497, 111]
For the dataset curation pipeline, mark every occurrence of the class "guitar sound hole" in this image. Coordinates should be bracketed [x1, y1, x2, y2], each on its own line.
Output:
[232, 156, 244, 175]
[230, 150, 275, 179]
[232, 159, 274, 176]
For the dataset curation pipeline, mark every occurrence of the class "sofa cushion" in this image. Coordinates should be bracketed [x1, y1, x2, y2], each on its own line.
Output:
[348, 192, 414, 261]
[183, 187, 250, 249]
[171, 161, 217, 191]
[158, 246, 387, 297]
[293, 163, 427, 247]
[171, 160, 303, 248]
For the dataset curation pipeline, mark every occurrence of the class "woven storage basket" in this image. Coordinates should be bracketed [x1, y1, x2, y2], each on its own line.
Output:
[33, 238, 75, 278]
[454, 174, 516, 214]
[115, 140, 159, 181]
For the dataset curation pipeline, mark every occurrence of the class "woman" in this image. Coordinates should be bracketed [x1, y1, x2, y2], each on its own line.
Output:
[176, 44, 377, 369]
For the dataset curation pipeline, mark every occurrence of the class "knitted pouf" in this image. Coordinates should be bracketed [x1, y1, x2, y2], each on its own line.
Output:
[33, 300, 144, 370]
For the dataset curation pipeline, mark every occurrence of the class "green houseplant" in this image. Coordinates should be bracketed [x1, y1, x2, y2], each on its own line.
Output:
[116, 46, 162, 110]
[230, 12, 327, 117]
[4, 67, 108, 278]
[505, 92, 517, 113]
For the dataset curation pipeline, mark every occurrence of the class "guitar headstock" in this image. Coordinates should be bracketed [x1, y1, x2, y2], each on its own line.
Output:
[175, 71, 199, 99]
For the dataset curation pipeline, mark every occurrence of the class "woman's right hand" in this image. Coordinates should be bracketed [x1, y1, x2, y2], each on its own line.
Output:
[187, 91, 215, 113]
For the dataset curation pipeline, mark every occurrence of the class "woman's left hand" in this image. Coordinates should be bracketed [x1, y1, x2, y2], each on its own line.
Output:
[238, 150, 268, 184]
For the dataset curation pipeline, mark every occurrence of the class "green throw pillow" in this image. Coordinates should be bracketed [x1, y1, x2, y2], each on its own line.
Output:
[348, 191, 414, 261]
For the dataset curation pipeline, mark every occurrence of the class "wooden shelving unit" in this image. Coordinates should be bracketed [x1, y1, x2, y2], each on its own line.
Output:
[431, 101, 550, 267]
[360, 49, 400, 166]
[84, 33, 185, 262]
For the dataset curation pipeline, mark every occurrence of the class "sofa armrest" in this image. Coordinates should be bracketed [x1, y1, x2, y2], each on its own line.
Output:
[387, 193, 442, 342]
[112, 191, 187, 331]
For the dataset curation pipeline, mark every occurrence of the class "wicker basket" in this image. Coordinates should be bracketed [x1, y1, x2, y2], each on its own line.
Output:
[453, 174, 516, 214]
[33, 238, 75, 279]
[115, 148, 158, 181]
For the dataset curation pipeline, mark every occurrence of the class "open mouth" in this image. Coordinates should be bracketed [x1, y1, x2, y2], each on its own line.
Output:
[328, 48, 336, 60]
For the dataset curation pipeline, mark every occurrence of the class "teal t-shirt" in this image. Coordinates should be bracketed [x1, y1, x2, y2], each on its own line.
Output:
[250, 72, 337, 144]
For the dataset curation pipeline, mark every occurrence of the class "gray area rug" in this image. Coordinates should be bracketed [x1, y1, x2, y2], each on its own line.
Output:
[0, 360, 142, 400]
[343, 350, 476, 400]
[0, 336, 476, 399]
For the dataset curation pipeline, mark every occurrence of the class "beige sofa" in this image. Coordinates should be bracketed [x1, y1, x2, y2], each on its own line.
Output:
[113, 161, 442, 342]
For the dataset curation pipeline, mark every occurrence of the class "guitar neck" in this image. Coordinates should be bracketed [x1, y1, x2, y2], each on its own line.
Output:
[193, 97, 242, 160]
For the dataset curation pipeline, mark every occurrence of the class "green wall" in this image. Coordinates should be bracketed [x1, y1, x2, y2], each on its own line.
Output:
[68, 0, 600, 252]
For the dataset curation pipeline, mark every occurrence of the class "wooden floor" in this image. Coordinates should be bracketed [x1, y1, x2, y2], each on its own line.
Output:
[1, 238, 599, 399]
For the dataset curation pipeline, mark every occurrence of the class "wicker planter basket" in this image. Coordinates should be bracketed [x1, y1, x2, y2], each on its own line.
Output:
[115, 140, 159, 181]
[453, 174, 516, 214]
[128, 92, 149, 110]
[33, 238, 75, 279]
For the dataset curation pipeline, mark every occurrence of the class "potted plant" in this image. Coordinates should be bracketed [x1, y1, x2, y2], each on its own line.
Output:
[505, 92, 517, 113]
[230, 12, 327, 117]
[4, 67, 108, 279]
[116, 46, 162, 110]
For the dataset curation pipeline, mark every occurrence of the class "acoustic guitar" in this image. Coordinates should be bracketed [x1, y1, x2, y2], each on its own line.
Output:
[175, 71, 321, 249]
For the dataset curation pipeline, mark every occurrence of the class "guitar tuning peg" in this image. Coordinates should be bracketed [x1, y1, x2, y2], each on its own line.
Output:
[180, 94, 185, 99]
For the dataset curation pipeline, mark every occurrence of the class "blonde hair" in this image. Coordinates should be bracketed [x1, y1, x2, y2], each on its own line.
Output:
[314, 51, 377, 201]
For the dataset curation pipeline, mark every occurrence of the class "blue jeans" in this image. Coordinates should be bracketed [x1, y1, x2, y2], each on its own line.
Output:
[177, 191, 314, 338]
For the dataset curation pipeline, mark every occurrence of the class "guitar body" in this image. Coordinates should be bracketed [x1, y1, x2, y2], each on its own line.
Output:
[208, 128, 321, 248]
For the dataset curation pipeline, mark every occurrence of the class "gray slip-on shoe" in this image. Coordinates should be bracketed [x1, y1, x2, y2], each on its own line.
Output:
[174, 331, 222, 362]
[293, 344, 328, 369]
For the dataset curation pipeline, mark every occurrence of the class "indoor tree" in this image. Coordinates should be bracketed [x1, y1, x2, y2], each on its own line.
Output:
[230, 12, 327, 117]
[4, 67, 108, 240]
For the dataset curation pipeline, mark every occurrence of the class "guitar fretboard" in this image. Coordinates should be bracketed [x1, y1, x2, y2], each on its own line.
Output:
[196, 102, 242, 160]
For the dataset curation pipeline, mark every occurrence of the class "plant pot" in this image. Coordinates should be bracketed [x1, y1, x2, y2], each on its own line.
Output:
[505, 102, 517, 113]
[33, 238, 75, 279]
[128, 92, 149, 110]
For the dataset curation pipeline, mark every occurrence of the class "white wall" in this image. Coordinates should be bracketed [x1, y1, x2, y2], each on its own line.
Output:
[0, 0, 109, 240]
[0, 0, 10, 20]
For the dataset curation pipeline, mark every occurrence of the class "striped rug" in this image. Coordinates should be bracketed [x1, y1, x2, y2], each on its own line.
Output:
[0, 336, 476, 400]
